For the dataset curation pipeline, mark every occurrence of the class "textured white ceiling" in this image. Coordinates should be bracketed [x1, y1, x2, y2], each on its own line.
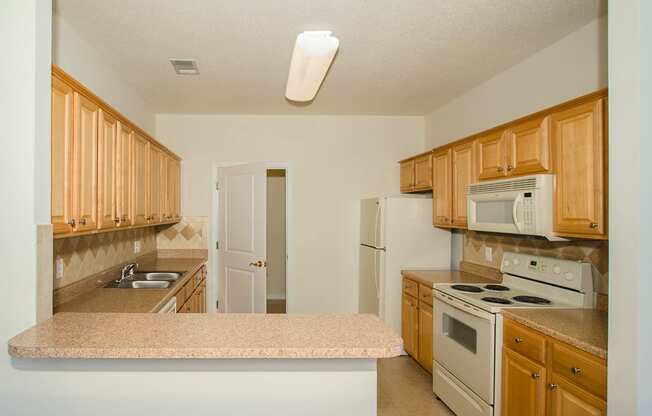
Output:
[54, 0, 606, 115]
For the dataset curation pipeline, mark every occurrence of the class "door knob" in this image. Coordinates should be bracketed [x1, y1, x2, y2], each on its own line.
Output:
[249, 260, 264, 268]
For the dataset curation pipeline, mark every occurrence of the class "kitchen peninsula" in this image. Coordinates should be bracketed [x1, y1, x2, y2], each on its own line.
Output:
[8, 313, 401, 416]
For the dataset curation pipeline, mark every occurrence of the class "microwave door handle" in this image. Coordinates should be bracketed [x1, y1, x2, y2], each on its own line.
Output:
[513, 194, 523, 233]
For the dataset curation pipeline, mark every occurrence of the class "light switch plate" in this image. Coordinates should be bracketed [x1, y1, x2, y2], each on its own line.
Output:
[484, 247, 493, 262]
[55, 256, 64, 279]
[134, 240, 141, 254]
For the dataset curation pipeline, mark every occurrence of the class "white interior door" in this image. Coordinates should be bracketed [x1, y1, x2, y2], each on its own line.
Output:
[218, 163, 267, 313]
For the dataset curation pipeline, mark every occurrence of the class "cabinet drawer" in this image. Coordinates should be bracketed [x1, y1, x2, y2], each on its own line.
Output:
[503, 319, 547, 365]
[403, 278, 418, 298]
[419, 284, 433, 306]
[551, 340, 607, 399]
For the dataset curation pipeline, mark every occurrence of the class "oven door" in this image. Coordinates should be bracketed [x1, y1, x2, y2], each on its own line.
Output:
[434, 291, 496, 405]
[468, 190, 525, 235]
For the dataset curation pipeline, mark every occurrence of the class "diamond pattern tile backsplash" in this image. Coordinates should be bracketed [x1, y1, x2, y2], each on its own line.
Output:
[463, 231, 609, 294]
[53, 228, 157, 289]
[157, 216, 208, 250]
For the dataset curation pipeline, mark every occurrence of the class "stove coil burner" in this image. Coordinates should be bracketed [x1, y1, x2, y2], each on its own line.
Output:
[484, 284, 510, 291]
[512, 295, 551, 305]
[451, 284, 484, 293]
[481, 297, 513, 304]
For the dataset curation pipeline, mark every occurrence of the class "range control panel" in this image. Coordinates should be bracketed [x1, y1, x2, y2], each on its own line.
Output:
[500, 251, 593, 293]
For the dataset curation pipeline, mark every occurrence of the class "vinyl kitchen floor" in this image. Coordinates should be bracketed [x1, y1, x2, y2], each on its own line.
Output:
[378, 356, 455, 416]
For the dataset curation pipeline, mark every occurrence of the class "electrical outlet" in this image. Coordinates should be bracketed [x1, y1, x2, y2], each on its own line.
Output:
[55, 256, 64, 279]
[134, 240, 141, 254]
[484, 246, 493, 262]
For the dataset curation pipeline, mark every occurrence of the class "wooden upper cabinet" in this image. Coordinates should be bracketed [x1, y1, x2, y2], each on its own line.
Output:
[400, 159, 415, 192]
[552, 98, 606, 238]
[51, 76, 74, 235]
[97, 110, 117, 230]
[169, 158, 181, 219]
[116, 121, 132, 227]
[160, 154, 169, 221]
[72, 93, 99, 231]
[502, 348, 546, 416]
[148, 145, 163, 223]
[476, 130, 507, 180]
[432, 148, 452, 227]
[451, 142, 475, 227]
[131, 133, 149, 225]
[506, 116, 551, 176]
[413, 153, 433, 190]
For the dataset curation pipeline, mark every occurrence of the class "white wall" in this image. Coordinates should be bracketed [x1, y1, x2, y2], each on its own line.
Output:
[156, 115, 424, 313]
[267, 174, 286, 300]
[608, 1, 651, 414]
[424, 16, 607, 148]
[52, 12, 157, 135]
[0, 0, 51, 404]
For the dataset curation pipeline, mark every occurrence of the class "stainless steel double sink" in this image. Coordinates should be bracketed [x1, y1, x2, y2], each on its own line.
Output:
[104, 272, 183, 289]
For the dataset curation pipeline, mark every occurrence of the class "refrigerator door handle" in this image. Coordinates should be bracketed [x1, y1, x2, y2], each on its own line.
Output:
[373, 250, 380, 299]
[374, 201, 381, 249]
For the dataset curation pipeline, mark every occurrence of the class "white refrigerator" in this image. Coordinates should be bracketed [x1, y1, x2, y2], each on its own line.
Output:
[359, 195, 451, 334]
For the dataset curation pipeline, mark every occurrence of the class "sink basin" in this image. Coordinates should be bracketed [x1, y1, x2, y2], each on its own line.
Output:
[130, 281, 170, 289]
[133, 272, 182, 281]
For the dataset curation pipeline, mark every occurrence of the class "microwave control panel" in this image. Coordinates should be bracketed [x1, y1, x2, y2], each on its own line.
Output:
[521, 192, 535, 232]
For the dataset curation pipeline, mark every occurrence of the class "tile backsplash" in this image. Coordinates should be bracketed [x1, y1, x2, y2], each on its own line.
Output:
[53, 228, 157, 289]
[463, 231, 608, 294]
[157, 216, 208, 250]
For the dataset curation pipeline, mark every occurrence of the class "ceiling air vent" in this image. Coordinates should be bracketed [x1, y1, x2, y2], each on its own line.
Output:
[169, 59, 199, 75]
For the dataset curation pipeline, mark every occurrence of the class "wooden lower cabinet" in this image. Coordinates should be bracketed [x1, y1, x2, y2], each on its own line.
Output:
[401, 277, 434, 373]
[502, 319, 606, 416]
[502, 348, 547, 416]
[417, 300, 433, 373]
[175, 265, 207, 313]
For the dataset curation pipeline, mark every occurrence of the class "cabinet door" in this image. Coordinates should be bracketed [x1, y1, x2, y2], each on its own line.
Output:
[548, 374, 606, 416]
[116, 121, 132, 226]
[97, 110, 117, 230]
[476, 131, 507, 180]
[417, 301, 433, 373]
[169, 158, 181, 219]
[552, 99, 606, 237]
[400, 159, 415, 192]
[506, 116, 551, 176]
[401, 295, 419, 357]
[51, 76, 74, 235]
[148, 145, 162, 223]
[413, 154, 433, 190]
[451, 142, 475, 228]
[72, 93, 99, 231]
[502, 348, 546, 416]
[432, 148, 451, 227]
[131, 133, 149, 225]
[160, 154, 169, 221]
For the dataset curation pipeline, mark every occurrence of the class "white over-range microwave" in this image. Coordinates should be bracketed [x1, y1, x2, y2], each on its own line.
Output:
[467, 174, 564, 241]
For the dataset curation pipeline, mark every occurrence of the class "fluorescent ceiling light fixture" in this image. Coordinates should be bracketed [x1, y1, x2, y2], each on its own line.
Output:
[285, 31, 339, 102]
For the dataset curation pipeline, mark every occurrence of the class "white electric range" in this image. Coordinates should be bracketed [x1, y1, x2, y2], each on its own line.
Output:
[432, 252, 595, 416]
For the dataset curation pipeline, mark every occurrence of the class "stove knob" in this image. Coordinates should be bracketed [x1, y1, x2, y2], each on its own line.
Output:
[503, 259, 510, 267]
[553, 265, 561, 275]
[564, 272, 574, 281]
[513, 258, 520, 266]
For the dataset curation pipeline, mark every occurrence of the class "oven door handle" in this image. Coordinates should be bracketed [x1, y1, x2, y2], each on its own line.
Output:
[434, 291, 495, 322]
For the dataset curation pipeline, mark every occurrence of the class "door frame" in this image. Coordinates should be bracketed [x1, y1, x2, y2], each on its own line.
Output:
[210, 161, 294, 313]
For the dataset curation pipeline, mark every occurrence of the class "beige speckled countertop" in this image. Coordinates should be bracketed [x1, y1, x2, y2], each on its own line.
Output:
[502, 309, 608, 359]
[401, 269, 499, 287]
[8, 313, 403, 359]
[55, 256, 206, 314]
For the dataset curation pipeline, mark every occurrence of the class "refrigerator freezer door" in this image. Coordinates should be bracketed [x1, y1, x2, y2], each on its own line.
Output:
[360, 198, 383, 248]
[359, 244, 380, 315]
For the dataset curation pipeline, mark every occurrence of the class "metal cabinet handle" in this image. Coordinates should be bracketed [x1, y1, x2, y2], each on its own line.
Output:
[531, 372, 540, 380]
[571, 367, 582, 376]
[79, 218, 87, 225]
[507, 165, 514, 171]
[67, 219, 76, 227]
[114, 217, 120, 223]
[589, 222, 598, 229]
[548, 383, 558, 390]
[515, 337, 524, 343]
[496, 166, 504, 172]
